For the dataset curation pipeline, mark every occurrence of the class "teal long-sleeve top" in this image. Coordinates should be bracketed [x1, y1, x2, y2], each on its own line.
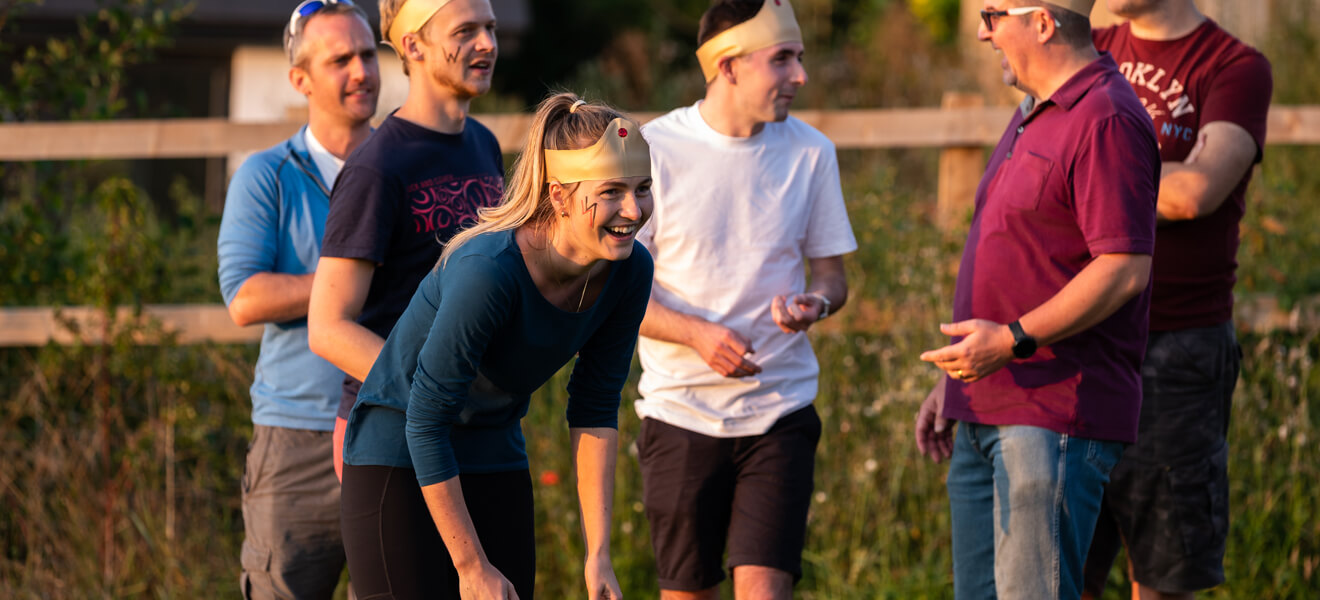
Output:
[343, 229, 653, 486]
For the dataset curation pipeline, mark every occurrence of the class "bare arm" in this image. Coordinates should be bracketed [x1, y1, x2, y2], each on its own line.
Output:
[919, 253, 1152, 381]
[572, 427, 623, 600]
[1157, 121, 1258, 223]
[1017, 253, 1151, 347]
[420, 479, 520, 599]
[307, 256, 384, 382]
[226, 272, 316, 327]
[771, 255, 849, 333]
[638, 291, 763, 378]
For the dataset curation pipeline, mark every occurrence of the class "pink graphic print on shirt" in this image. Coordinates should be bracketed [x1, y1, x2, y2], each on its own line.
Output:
[408, 174, 504, 234]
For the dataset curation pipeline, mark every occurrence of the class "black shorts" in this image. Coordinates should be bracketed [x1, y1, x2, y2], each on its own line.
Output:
[637, 404, 822, 592]
[340, 465, 535, 599]
[1084, 322, 1240, 595]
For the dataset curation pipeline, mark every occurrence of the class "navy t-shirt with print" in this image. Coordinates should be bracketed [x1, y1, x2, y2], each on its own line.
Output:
[321, 113, 505, 418]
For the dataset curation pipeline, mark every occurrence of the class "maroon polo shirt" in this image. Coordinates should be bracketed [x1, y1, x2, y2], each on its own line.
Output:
[1095, 21, 1273, 331]
[943, 54, 1160, 444]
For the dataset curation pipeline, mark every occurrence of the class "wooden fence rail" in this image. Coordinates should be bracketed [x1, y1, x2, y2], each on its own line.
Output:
[3, 103, 1319, 346]
[2, 295, 1316, 348]
[2, 106, 1318, 160]
[0, 305, 259, 345]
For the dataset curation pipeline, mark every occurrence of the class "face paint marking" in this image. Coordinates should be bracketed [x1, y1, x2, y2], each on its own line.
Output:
[582, 194, 599, 229]
[443, 46, 459, 63]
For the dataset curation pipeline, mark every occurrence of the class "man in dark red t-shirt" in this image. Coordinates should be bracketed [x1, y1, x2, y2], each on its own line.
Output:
[1085, 1, 1273, 598]
[913, 1, 1160, 598]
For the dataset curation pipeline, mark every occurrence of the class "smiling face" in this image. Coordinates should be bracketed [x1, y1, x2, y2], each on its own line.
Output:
[978, 1, 1033, 93]
[416, 0, 498, 99]
[292, 12, 380, 126]
[551, 175, 654, 264]
[728, 40, 807, 124]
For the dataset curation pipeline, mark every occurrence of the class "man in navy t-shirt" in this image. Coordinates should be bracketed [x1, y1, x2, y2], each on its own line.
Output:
[308, 0, 505, 478]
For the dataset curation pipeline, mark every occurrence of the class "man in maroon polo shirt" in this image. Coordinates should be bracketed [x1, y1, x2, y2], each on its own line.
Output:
[1083, 2, 1273, 599]
[913, 1, 1160, 598]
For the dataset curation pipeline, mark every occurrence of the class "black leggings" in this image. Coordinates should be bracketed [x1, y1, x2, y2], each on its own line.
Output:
[341, 465, 535, 599]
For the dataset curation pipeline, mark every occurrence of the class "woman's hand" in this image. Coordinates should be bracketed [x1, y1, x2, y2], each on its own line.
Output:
[585, 554, 622, 600]
[458, 561, 520, 600]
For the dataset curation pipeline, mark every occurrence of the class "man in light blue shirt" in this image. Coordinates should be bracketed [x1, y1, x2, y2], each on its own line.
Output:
[216, 1, 379, 597]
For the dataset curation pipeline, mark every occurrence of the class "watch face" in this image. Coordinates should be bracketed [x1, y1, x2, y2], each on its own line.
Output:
[1013, 337, 1037, 359]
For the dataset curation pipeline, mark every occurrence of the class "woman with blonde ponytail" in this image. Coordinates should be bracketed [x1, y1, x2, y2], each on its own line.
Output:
[339, 92, 653, 600]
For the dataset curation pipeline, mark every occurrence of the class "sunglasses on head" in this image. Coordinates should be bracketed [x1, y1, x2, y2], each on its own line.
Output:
[287, 0, 355, 39]
[979, 6, 1049, 32]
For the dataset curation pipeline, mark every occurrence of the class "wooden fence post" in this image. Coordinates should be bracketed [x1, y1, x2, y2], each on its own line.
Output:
[937, 92, 985, 232]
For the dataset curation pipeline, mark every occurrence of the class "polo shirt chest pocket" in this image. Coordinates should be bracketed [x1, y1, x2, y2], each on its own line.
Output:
[995, 151, 1055, 211]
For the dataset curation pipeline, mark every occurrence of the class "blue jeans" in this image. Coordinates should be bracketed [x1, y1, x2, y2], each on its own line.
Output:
[948, 423, 1124, 600]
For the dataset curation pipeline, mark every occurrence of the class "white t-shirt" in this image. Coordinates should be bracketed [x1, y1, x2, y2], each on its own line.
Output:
[635, 102, 858, 438]
[304, 127, 346, 188]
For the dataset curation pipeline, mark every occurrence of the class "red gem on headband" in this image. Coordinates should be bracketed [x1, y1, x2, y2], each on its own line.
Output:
[618, 128, 628, 138]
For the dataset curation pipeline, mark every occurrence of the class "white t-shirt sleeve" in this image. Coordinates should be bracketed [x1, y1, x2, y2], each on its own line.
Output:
[636, 124, 662, 259]
[802, 143, 858, 258]
[636, 193, 659, 260]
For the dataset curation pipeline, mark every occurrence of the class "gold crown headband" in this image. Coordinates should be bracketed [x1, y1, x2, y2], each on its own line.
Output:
[544, 117, 651, 184]
[695, 0, 802, 82]
[384, 0, 453, 54]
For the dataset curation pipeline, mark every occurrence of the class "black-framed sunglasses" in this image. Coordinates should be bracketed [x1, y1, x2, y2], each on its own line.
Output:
[287, 0, 355, 39]
[979, 6, 1048, 32]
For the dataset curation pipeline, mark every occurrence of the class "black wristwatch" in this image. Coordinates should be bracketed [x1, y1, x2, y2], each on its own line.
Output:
[1008, 320, 1037, 359]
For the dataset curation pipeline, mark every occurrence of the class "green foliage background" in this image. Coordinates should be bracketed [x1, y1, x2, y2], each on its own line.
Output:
[2, 0, 1318, 597]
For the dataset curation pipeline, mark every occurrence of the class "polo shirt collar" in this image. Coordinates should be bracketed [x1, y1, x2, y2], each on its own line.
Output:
[1022, 52, 1120, 120]
[1051, 52, 1119, 109]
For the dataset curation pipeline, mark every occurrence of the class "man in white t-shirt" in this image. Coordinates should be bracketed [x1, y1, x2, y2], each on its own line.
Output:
[635, 1, 856, 598]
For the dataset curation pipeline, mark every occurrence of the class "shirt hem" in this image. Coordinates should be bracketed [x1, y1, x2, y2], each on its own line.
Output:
[1087, 238, 1154, 257]
[251, 416, 337, 432]
[943, 408, 1136, 444]
[635, 397, 815, 438]
[1149, 312, 1234, 332]
[803, 241, 859, 259]
[318, 245, 383, 263]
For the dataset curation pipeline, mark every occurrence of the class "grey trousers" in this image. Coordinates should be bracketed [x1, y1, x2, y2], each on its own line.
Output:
[240, 425, 346, 600]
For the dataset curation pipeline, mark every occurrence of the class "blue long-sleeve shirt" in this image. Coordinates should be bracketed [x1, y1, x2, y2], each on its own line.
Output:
[343, 229, 653, 486]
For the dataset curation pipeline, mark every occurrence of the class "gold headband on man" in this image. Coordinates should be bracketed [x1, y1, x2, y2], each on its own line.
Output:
[385, 0, 453, 55]
[544, 117, 651, 185]
[695, 0, 802, 83]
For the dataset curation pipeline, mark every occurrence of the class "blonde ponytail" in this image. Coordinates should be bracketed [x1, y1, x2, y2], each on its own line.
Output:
[440, 92, 629, 266]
